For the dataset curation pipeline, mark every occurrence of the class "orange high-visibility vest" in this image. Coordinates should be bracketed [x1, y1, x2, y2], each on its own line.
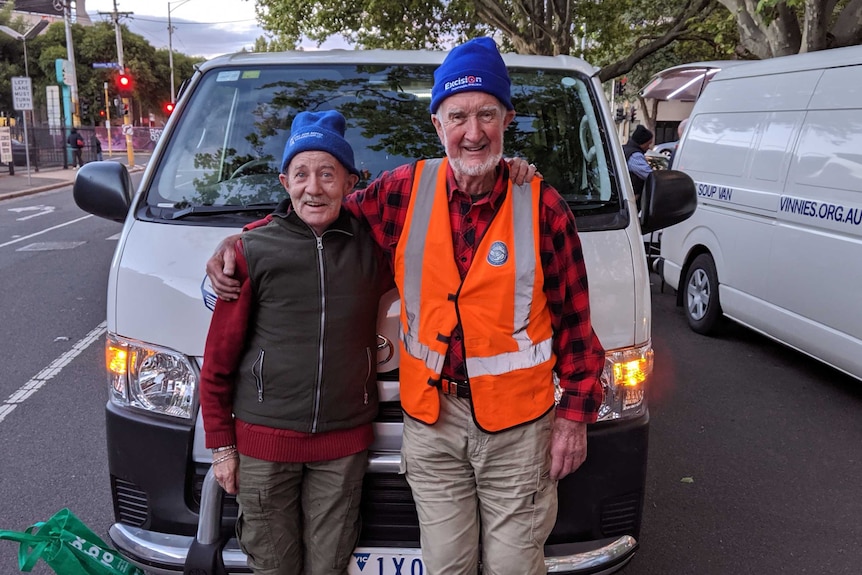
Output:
[394, 158, 556, 433]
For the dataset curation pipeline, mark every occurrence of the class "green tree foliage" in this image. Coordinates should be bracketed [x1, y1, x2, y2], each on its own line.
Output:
[0, 17, 203, 126]
[252, 0, 739, 84]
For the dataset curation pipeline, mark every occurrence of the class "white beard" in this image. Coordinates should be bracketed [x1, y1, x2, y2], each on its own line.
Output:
[447, 151, 502, 177]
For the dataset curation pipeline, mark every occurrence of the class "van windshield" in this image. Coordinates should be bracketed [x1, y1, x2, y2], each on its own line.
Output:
[145, 64, 622, 227]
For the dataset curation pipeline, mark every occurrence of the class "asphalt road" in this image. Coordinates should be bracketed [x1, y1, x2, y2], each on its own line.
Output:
[0, 183, 860, 574]
[623, 277, 862, 574]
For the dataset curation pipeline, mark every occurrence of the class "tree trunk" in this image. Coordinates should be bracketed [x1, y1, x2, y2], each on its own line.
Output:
[830, 0, 862, 46]
[716, 0, 801, 57]
[800, 0, 828, 52]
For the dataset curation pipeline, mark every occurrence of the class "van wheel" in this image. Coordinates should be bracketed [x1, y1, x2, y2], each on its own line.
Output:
[684, 253, 723, 334]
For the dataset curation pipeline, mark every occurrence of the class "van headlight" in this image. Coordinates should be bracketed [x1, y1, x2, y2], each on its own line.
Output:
[597, 342, 653, 421]
[105, 333, 197, 420]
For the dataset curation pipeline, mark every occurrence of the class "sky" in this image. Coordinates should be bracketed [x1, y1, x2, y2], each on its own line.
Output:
[83, 0, 287, 59]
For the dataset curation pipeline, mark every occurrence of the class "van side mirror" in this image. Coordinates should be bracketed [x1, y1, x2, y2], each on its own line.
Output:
[640, 169, 697, 234]
[73, 161, 134, 223]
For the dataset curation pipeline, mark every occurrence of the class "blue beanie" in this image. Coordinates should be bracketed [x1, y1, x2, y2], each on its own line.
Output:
[280, 110, 359, 176]
[430, 37, 513, 114]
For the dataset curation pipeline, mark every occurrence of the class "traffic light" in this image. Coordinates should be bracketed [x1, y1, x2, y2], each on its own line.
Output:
[630, 108, 637, 122]
[116, 72, 134, 97]
[615, 107, 625, 123]
[615, 77, 627, 96]
[99, 109, 106, 118]
[163, 102, 175, 115]
[80, 98, 90, 119]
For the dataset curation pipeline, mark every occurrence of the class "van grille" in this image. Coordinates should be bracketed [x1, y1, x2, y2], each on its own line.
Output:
[358, 473, 420, 546]
[600, 493, 641, 536]
[112, 477, 148, 526]
[377, 401, 404, 423]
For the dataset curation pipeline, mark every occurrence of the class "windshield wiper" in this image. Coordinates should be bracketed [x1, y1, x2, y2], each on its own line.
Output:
[170, 203, 278, 220]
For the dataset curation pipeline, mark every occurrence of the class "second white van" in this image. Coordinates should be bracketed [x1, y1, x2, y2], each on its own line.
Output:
[660, 45, 862, 381]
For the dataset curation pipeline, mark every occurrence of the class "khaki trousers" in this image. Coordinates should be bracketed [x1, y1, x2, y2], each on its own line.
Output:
[401, 395, 557, 575]
[235, 452, 367, 575]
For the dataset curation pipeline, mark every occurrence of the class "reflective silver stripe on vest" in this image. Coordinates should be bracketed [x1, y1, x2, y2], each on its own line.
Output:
[401, 159, 447, 372]
[511, 180, 538, 351]
[467, 181, 553, 377]
[466, 337, 553, 377]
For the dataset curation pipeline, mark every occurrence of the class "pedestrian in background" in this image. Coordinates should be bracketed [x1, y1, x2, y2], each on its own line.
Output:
[67, 127, 84, 168]
[91, 132, 103, 162]
[623, 124, 654, 210]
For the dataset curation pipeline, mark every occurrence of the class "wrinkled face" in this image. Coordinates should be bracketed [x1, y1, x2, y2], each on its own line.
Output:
[432, 92, 516, 177]
[278, 151, 358, 236]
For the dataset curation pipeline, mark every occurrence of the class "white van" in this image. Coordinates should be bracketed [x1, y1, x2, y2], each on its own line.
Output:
[659, 45, 862, 381]
[74, 49, 696, 574]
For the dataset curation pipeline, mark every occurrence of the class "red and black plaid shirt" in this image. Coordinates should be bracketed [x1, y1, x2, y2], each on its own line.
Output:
[344, 160, 605, 423]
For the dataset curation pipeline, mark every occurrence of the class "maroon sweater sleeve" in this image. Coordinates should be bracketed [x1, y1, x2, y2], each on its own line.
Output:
[199, 239, 253, 448]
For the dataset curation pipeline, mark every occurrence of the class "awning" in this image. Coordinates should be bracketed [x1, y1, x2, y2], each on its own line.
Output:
[639, 61, 746, 102]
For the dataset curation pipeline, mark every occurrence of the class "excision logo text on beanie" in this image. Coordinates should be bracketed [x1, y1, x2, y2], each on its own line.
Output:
[280, 110, 359, 176]
[430, 37, 513, 114]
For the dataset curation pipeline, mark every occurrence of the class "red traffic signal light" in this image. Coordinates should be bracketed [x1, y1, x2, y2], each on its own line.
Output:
[164, 102, 175, 114]
[99, 109, 106, 118]
[116, 72, 133, 97]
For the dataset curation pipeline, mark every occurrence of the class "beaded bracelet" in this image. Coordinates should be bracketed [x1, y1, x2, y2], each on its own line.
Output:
[212, 451, 238, 466]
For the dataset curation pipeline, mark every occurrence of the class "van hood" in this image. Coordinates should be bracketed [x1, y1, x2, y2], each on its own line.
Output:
[110, 221, 643, 364]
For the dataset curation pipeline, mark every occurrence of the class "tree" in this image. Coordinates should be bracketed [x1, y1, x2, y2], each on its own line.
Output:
[716, 0, 862, 57]
[252, 0, 737, 83]
[9, 20, 203, 125]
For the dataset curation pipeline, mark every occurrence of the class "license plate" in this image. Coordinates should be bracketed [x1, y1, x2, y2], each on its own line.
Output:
[348, 548, 425, 574]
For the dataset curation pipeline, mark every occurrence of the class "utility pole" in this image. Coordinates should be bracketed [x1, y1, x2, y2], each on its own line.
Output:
[103, 0, 134, 168]
[168, 0, 192, 103]
[63, 1, 80, 128]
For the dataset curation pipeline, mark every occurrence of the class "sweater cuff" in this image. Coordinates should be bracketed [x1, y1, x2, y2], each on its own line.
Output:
[205, 430, 237, 450]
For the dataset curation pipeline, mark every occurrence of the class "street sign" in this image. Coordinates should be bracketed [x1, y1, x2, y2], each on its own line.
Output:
[0, 127, 11, 164]
[92, 62, 122, 69]
[11, 77, 33, 111]
[122, 124, 134, 136]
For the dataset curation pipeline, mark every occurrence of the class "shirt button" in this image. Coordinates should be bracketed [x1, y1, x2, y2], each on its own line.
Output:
[460, 257, 467, 262]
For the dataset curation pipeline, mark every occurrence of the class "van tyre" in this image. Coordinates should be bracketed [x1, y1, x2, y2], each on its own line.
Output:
[684, 253, 723, 335]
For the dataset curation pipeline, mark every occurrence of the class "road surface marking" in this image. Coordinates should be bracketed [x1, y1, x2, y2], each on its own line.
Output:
[0, 214, 92, 249]
[0, 321, 107, 424]
[8, 205, 57, 221]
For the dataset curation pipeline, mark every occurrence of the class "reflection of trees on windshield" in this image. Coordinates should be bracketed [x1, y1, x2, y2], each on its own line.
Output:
[172, 66, 614, 209]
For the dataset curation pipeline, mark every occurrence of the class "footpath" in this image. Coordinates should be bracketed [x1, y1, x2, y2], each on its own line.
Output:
[0, 154, 148, 202]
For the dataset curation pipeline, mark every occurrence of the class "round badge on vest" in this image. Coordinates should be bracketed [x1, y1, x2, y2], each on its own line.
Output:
[487, 241, 509, 266]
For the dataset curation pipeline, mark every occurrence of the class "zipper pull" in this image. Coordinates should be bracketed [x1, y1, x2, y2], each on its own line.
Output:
[364, 390, 369, 405]
[316, 236, 323, 250]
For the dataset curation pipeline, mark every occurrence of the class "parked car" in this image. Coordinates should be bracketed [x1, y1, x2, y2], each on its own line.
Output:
[652, 140, 677, 158]
[12, 140, 28, 166]
[1, 139, 29, 166]
[73, 48, 697, 575]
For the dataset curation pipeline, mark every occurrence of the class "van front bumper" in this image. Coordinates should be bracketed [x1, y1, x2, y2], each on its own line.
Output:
[110, 511, 636, 575]
[106, 403, 647, 574]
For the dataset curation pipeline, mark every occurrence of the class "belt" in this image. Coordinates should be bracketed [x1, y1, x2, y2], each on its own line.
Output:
[431, 377, 471, 399]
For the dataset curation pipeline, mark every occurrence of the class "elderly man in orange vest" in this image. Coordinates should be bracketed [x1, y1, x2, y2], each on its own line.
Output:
[207, 37, 605, 575]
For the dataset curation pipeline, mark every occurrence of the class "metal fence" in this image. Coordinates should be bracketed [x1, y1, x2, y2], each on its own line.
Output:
[3, 125, 164, 170]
